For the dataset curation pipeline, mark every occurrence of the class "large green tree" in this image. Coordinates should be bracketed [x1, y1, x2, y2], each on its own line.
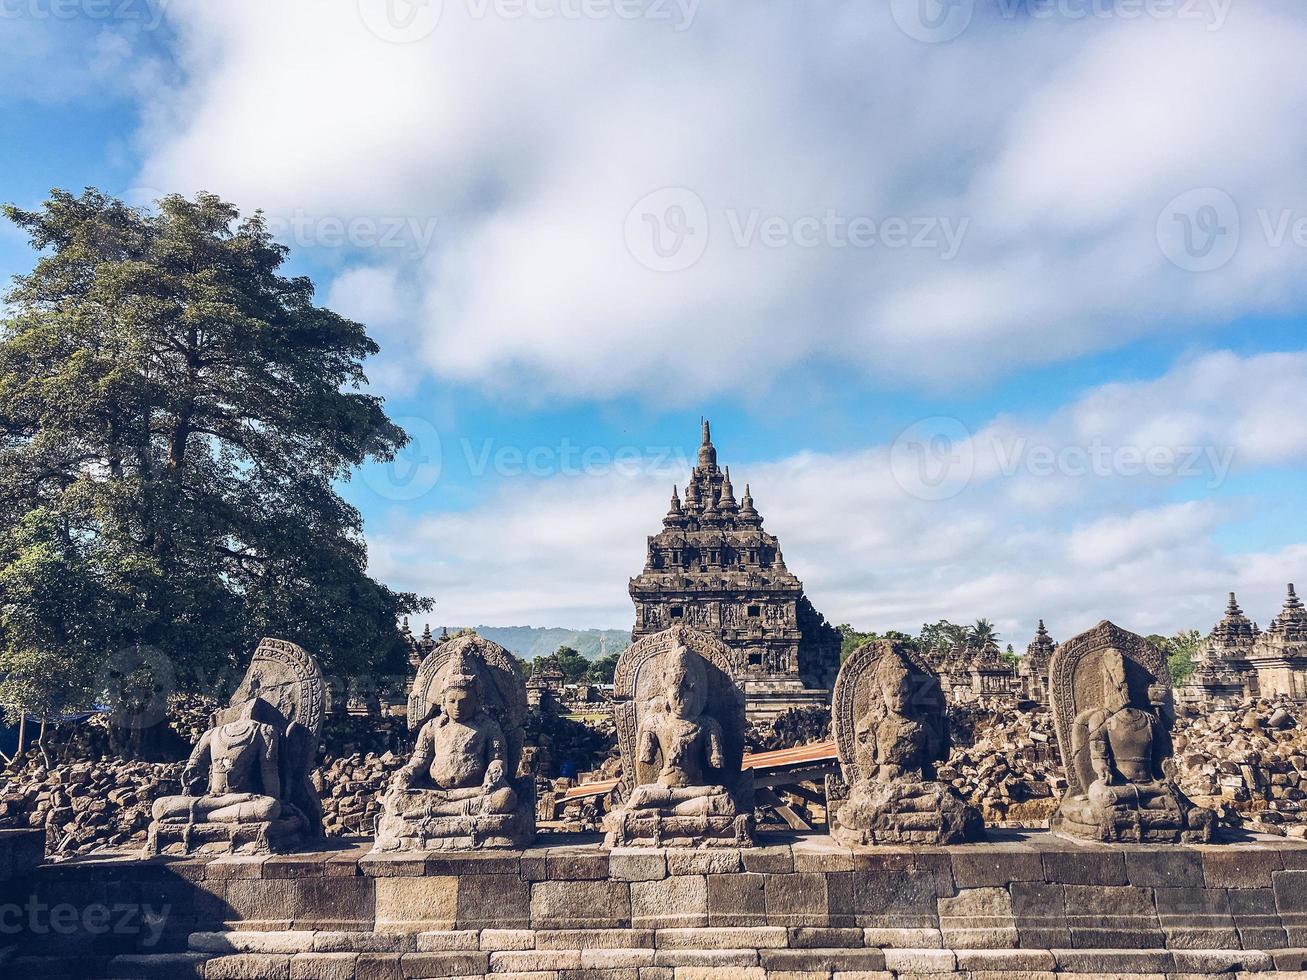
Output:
[0, 189, 429, 734]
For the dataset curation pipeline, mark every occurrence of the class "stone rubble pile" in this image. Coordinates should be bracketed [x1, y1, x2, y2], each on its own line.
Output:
[1173, 697, 1307, 836]
[942, 705, 1064, 826]
[314, 751, 403, 837]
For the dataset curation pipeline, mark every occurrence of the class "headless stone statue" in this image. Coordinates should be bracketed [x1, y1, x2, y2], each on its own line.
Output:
[146, 638, 325, 855]
[604, 627, 753, 847]
[1051, 622, 1214, 844]
[829, 640, 982, 846]
[374, 634, 533, 851]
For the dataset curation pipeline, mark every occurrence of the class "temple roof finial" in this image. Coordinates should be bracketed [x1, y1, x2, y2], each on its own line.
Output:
[697, 418, 717, 469]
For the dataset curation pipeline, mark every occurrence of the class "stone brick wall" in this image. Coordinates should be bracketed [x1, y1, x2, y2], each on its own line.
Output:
[10, 833, 1307, 977]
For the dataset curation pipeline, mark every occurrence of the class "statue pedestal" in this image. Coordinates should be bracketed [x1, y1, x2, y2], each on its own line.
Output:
[1053, 788, 1215, 844]
[602, 809, 754, 848]
[373, 805, 534, 852]
[145, 815, 307, 857]
[829, 779, 982, 847]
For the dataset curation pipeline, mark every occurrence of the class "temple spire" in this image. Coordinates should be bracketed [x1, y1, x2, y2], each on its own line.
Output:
[697, 418, 718, 469]
[1227, 592, 1243, 617]
[719, 466, 738, 510]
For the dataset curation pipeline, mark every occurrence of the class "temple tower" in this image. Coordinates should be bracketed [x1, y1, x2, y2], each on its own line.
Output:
[628, 421, 840, 720]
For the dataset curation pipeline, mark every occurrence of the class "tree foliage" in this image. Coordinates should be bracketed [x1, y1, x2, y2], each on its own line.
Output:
[1148, 629, 1202, 685]
[0, 189, 429, 725]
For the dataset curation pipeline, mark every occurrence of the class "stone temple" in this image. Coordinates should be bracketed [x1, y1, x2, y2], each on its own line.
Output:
[629, 421, 840, 720]
[1183, 585, 1307, 706]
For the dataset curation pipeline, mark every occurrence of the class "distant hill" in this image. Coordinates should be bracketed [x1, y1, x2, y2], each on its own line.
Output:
[445, 626, 632, 661]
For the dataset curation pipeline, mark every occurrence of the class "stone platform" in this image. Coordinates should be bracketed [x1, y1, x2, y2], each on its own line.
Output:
[9, 830, 1307, 978]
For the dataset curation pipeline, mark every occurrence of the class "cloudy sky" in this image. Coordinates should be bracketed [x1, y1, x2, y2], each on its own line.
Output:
[4, 0, 1307, 647]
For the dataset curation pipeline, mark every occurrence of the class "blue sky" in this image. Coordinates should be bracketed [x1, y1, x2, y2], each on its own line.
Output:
[4, 0, 1307, 647]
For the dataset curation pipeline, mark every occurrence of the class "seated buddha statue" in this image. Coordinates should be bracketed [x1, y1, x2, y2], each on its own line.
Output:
[624, 641, 737, 818]
[374, 646, 532, 850]
[152, 697, 288, 827]
[1054, 647, 1212, 842]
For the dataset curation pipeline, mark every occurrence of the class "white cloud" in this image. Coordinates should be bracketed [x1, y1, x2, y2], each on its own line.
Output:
[368, 350, 1307, 643]
[130, 1, 1307, 400]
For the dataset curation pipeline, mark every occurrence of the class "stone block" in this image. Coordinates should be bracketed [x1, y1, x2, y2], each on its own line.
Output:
[535, 929, 655, 949]
[480, 929, 535, 950]
[954, 949, 1056, 971]
[1203, 848, 1283, 889]
[581, 948, 657, 969]
[740, 847, 794, 875]
[456, 874, 531, 929]
[667, 969, 764, 980]
[206, 953, 292, 979]
[845, 871, 938, 928]
[666, 850, 742, 876]
[292, 874, 376, 930]
[653, 948, 759, 967]
[1154, 886, 1239, 949]
[206, 856, 270, 880]
[492, 950, 581, 971]
[791, 841, 854, 874]
[222, 878, 299, 929]
[632, 876, 708, 928]
[787, 927, 863, 948]
[1228, 887, 1288, 949]
[1041, 850, 1127, 885]
[1009, 881, 1068, 949]
[313, 933, 416, 953]
[414, 931, 479, 951]
[354, 953, 404, 980]
[103, 952, 208, 979]
[1050, 948, 1173, 973]
[424, 852, 523, 876]
[881, 949, 956, 973]
[937, 886, 1016, 949]
[639, 968, 674, 980]
[399, 950, 488, 977]
[610, 849, 668, 882]
[358, 855, 428, 878]
[948, 850, 1043, 888]
[763, 872, 829, 926]
[262, 855, 331, 879]
[374, 876, 459, 932]
[190, 931, 316, 954]
[531, 881, 631, 930]
[759, 948, 886, 972]
[1171, 948, 1275, 972]
[1124, 849, 1205, 888]
[706, 872, 767, 926]
[654, 927, 786, 949]
[861, 928, 942, 949]
[545, 849, 611, 881]
[290, 952, 359, 980]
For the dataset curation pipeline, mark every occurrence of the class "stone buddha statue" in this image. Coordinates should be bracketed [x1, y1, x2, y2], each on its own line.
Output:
[829, 640, 982, 845]
[374, 634, 533, 851]
[1050, 622, 1214, 844]
[604, 626, 753, 847]
[146, 638, 325, 855]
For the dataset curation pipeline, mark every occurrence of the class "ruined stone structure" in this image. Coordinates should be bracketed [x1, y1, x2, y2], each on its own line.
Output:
[1182, 585, 1307, 707]
[1019, 619, 1056, 704]
[828, 639, 982, 845]
[1050, 621, 1213, 844]
[374, 632, 534, 851]
[603, 625, 754, 847]
[630, 421, 840, 720]
[525, 652, 566, 709]
[146, 638, 326, 856]
[929, 644, 1018, 706]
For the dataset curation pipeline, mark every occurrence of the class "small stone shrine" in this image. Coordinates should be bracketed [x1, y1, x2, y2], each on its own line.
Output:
[374, 631, 534, 851]
[827, 639, 982, 845]
[603, 624, 754, 847]
[1050, 620, 1214, 843]
[146, 637, 325, 855]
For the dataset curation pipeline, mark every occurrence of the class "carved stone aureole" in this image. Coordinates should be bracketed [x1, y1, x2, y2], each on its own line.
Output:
[373, 632, 534, 851]
[1050, 621, 1214, 844]
[603, 625, 754, 847]
[827, 639, 982, 846]
[147, 638, 325, 856]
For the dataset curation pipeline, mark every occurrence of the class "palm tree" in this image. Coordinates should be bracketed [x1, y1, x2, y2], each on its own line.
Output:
[969, 619, 1000, 654]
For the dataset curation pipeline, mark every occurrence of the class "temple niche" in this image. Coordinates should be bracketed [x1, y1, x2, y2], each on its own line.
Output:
[1049, 621, 1214, 844]
[827, 639, 982, 845]
[629, 421, 840, 720]
[603, 625, 754, 847]
[146, 638, 325, 856]
[374, 632, 534, 851]
[1019, 620, 1057, 704]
